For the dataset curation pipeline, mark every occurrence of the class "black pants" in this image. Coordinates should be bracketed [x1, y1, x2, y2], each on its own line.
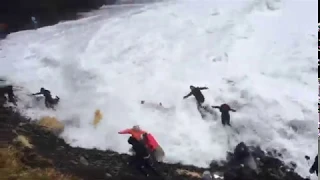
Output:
[221, 113, 231, 126]
[129, 156, 160, 177]
[45, 96, 59, 109]
[196, 101, 206, 118]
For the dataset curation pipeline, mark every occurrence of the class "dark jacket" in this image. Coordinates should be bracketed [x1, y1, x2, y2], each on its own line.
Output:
[33, 89, 52, 99]
[184, 87, 208, 103]
[212, 104, 236, 114]
[128, 136, 149, 159]
[310, 155, 318, 175]
[0, 85, 16, 105]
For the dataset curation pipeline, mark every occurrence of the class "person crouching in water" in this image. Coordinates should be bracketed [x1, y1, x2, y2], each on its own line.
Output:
[127, 136, 161, 177]
[118, 125, 165, 162]
[309, 154, 318, 176]
[32, 87, 59, 109]
[212, 104, 236, 126]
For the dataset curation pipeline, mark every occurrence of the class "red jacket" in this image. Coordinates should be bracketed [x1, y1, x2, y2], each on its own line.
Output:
[144, 133, 159, 151]
[118, 128, 146, 141]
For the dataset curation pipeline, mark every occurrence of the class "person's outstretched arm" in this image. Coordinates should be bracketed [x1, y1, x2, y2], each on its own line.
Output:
[118, 129, 133, 134]
[198, 87, 208, 90]
[211, 106, 220, 109]
[230, 108, 236, 112]
[183, 92, 192, 99]
[32, 92, 42, 95]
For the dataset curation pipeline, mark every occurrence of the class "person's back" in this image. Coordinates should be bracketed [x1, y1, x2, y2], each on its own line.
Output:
[189, 88, 205, 104]
[118, 126, 147, 141]
[143, 133, 159, 151]
[143, 133, 165, 162]
[42, 89, 51, 98]
[220, 104, 231, 113]
[128, 136, 149, 158]
[183, 85, 208, 106]
[212, 104, 236, 126]
[33, 88, 52, 98]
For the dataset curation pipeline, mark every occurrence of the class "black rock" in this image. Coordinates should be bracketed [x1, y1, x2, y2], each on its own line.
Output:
[0, 0, 118, 34]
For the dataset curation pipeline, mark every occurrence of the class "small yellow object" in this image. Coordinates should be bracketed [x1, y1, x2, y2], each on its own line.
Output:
[93, 109, 103, 128]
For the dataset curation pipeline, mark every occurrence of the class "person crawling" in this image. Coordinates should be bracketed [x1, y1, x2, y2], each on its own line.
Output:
[32, 87, 59, 109]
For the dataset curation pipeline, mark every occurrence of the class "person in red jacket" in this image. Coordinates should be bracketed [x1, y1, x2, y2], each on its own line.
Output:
[118, 125, 147, 141]
[119, 125, 165, 162]
[212, 104, 236, 126]
[142, 133, 165, 162]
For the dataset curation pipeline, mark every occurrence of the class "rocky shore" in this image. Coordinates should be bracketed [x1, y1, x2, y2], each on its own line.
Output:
[1, 0, 118, 34]
[0, 83, 309, 180]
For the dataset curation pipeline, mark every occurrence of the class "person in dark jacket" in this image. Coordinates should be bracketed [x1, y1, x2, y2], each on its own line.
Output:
[0, 85, 16, 105]
[212, 104, 236, 126]
[309, 155, 318, 176]
[183, 85, 208, 107]
[32, 87, 59, 109]
[127, 136, 160, 177]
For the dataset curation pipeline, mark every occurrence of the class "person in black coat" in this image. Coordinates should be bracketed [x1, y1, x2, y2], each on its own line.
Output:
[309, 155, 318, 176]
[212, 104, 236, 126]
[0, 85, 16, 105]
[32, 87, 59, 109]
[127, 136, 160, 177]
[183, 85, 209, 107]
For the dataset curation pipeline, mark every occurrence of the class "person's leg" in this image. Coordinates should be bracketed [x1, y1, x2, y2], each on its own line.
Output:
[221, 116, 226, 126]
[45, 99, 50, 108]
[144, 158, 160, 176]
[136, 159, 150, 176]
[129, 156, 149, 176]
[221, 113, 231, 126]
[46, 96, 58, 109]
[226, 114, 231, 126]
[227, 118, 231, 126]
[196, 101, 206, 118]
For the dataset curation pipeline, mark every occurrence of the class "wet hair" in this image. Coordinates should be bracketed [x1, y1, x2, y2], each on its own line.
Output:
[132, 125, 141, 131]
